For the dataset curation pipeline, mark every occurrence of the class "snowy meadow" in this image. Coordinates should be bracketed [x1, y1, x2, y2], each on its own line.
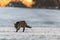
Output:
[0, 7, 60, 40]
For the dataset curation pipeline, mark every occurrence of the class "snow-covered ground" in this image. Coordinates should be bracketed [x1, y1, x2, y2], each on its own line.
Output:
[0, 7, 60, 40]
[0, 7, 60, 27]
[0, 27, 60, 40]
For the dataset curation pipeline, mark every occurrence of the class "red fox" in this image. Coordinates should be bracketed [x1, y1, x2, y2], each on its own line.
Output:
[14, 21, 32, 32]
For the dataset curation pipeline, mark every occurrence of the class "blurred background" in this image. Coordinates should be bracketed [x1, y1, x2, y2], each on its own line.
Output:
[0, 0, 60, 9]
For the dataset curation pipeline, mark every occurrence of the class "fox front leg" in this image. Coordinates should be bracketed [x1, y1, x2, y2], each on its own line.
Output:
[16, 26, 20, 32]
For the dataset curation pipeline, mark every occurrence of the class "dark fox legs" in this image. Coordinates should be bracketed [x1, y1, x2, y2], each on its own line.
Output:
[23, 27, 25, 32]
[22, 26, 32, 32]
[23, 26, 32, 32]
[16, 26, 21, 32]
[15, 25, 31, 32]
[16, 27, 25, 32]
[22, 25, 32, 32]
[15, 26, 31, 32]
[15, 26, 25, 32]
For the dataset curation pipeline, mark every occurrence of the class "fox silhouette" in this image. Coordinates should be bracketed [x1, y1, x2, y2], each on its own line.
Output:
[14, 21, 32, 32]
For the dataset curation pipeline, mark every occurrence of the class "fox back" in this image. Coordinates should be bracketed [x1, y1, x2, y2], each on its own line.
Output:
[14, 21, 27, 29]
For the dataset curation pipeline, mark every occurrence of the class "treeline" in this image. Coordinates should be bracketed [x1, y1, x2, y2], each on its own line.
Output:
[32, 0, 60, 9]
[6, 0, 60, 9]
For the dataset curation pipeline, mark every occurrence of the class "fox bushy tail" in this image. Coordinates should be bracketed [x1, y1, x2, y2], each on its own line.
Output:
[26, 25, 32, 28]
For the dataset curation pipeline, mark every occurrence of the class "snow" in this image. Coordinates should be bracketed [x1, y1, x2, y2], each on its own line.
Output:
[0, 27, 60, 40]
[0, 7, 60, 40]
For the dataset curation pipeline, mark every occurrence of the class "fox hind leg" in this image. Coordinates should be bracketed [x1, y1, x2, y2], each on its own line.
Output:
[23, 27, 25, 32]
